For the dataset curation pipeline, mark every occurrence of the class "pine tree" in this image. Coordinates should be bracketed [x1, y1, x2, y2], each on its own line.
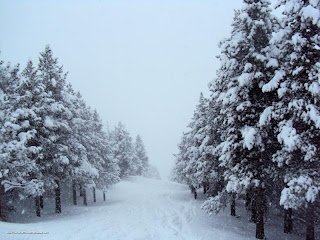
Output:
[174, 94, 211, 191]
[19, 60, 47, 214]
[135, 135, 149, 176]
[63, 87, 99, 206]
[188, 93, 209, 188]
[202, 1, 278, 238]
[110, 122, 135, 178]
[266, 1, 320, 239]
[36, 45, 72, 213]
[0, 61, 44, 220]
[89, 110, 120, 192]
[1, 47, 122, 219]
[0, 61, 20, 221]
[172, 133, 191, 184]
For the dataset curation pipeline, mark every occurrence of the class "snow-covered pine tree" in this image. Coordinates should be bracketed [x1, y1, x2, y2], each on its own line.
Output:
[36, 45, 73, 213]
[0, 62, 22, 221]
[88, 110, 120, 198]
[110, 122, 135, 178]
[18, 61, 48, 216]
[63, 86, 100, 205]
[135, 135, 149, 176]
[0, 60, 8, 221]
[264, 1, 320, 239]
[176, 93, 211, 195]
[188, 93, 209, 190]
[182, 128, 198, 195]
[172, 128, 201, 199]
[201, 85, 228, 214]
[0, 61, 45, 220]
[202, 0, 278, 238]
[1, 47, 122, 218]
[172, 133, 191, 184]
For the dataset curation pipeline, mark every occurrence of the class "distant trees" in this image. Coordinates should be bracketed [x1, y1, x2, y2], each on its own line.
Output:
[172, 0, 320, 239]
[0, 46, 150, 221]
[134, 135, 149, 176]
[110, 122, 135, 178]
[144, 165, 161, 180]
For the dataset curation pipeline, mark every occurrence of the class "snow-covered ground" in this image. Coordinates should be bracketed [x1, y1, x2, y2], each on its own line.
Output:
[0, 177, 304, 240]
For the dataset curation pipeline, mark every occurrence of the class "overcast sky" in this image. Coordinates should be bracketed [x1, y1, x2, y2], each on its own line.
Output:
[1, 0, 245, 179]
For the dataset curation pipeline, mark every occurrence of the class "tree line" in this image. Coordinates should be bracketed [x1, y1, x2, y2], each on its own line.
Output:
[0, 46, 151, 221]
[172, 0, 319, 239]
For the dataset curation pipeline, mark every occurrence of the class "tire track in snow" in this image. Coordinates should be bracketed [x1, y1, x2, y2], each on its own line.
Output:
[156, 183, 198, 240]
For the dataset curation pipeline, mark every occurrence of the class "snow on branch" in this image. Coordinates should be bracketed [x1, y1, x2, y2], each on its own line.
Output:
[241, 126, 257, 150]
[262, 70, 285, 92]
[1, 179, 44, 196]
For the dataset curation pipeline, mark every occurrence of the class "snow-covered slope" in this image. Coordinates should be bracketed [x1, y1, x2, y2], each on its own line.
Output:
[0, 177, 303, 240]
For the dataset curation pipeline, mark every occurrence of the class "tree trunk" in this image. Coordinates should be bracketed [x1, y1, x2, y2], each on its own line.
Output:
[203, 183, 207, 194]
[79, 184, 83, 197]
[284, 208, 293, 234]
[72, 181, 77, 205]
[83, 188, 87, 206]
[0, 185, 7, 222]
[306, 203, 315, 240]
[40, 195, 44, 208]
[103, 191, 106, 201]
[190, 185, 194, 194]
[231, 193, 236, 216]
[55, 180, 61, 213]
[193, 190, 197, 199]
[255, 186, 264, 239]
[35, 196, 41, 217]
[93, 187, 96, 203]
[245, 191, 251, 210]
[251, 193, 257, 223]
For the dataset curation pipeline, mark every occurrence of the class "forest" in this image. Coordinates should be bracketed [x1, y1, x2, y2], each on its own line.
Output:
[1, 0, 320, 239]
[0, 46, 160, 221]
[172, 0, 320, 239]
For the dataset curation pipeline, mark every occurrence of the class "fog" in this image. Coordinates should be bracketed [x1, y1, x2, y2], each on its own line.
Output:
[0, 0, 243, 179]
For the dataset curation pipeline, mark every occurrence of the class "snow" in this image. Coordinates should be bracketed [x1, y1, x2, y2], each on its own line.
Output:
[51, 78, 57, 87]
[292, 66, 304, 76]
[241, 126, 256, 150]
[259, 106, 274, 126]
[254, 53, 267, 62]
[306, 186, 319, 203]
[308, 81, 320, 96]
[236, 101, 252, 112]
[301, 5, 320, 25]
[292, 33, 306, 47]
[306, 104, 320, 129]
[0, 177, 304, 240]
[21, 120, 30, 128]
[277, 85, 287, 98]
[59, 156, 70, 165]
[262, 70, 285, 92]
[244, 63, 252, 72]
[44, 116, 56, 128]
[0, 169, 9, 178]
[277, 121, 300, 151]
[18, 130, 35, 142]
[280, 175, 320, 208]
[4, 121, 20, 131]
[280, 187, 297, 209]
[266, 58, 279, 68]
[310, 0, 319, 7]
[238, 73, 252, 87]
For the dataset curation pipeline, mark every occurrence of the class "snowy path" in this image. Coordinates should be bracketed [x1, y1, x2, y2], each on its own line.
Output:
[0, 177, 303, 240]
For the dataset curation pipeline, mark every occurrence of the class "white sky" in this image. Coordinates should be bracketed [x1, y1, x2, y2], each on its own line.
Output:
[1, 0, 244, 179]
